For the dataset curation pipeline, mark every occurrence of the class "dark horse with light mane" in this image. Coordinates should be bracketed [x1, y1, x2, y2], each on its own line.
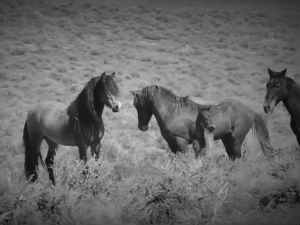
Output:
[23, 72, 121, 184]
[131, 85, 273, 160]
[264, 68, 300, 146]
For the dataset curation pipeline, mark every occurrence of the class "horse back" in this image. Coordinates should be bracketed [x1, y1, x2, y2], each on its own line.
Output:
[26, 102, 76, 146]
[208, 99, 254, 139]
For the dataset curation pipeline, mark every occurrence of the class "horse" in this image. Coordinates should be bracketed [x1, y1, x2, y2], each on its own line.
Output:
[23, 72, 121, 184]
[194, 99, 274, 160]
[130, 85, 219, 157]
[263, 68, 300, 146]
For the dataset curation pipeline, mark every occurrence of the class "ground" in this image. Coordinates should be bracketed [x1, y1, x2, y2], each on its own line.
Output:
[0, 0, 299, 224]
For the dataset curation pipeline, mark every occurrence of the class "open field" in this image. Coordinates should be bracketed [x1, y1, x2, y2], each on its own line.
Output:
[0, 0, 299, 224]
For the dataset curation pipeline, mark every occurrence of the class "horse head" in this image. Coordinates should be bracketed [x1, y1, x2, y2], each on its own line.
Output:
[98, 71, 121, 113]
[264, 68, 288, 114]
[131, 89, 153, 131]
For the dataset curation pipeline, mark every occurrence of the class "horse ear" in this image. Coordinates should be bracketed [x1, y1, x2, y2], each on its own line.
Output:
[267, 68, 274, 77]
[183, 95, 189, 101]
[111, 72, 116, 78]
[130, 90, 136, 96]
[100, 72, 107, 79]
[280, 68, 287, 76]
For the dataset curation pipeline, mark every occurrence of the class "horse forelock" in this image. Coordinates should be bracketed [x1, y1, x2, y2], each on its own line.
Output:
[103, 75, 120, 97]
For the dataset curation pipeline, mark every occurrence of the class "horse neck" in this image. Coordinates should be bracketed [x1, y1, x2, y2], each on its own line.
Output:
[150, 96, 197, 128]
[150, 100, 168, 123]
[68, 98, 104, 122]
[283, 80, 300, 117]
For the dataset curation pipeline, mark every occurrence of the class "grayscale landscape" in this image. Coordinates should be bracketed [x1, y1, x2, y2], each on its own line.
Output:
[0, 0, 299, 224]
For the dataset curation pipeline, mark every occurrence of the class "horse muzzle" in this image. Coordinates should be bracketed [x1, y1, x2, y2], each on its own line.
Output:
[111, 101, 121, 112]
[263, 101, 275, 114]
[207, 124, 215, 133]
[138, 124, 149, 131]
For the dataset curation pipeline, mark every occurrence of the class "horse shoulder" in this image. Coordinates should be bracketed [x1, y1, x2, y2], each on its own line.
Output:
[166, 114, 195, 140]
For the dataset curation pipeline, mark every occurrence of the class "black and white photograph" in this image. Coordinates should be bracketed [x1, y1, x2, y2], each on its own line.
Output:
[0, 0, 299, 224]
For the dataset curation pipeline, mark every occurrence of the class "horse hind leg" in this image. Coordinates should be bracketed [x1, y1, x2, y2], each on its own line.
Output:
[45, 137, 58, 185]
[221, 133, 244, 160]
[221, 134, 236, 160]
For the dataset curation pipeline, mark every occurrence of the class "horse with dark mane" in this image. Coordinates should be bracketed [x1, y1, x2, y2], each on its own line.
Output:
[23, 72, 121, 184]
[131, 85, 273, 160]
[195, 99, 274, 159]
[264, 68, 300, 146]
[131, 85, 220, 156]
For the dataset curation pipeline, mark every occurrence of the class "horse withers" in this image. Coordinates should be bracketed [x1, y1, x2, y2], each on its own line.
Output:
[131, 85, 218, 157]
[195, 99, 274, 160]
[23, 72, 121, 184]
[264, 68, 300, 146]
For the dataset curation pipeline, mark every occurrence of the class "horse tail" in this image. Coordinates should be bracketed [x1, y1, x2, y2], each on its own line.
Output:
[23, 119, 40, 182]
[252, 113, 274, 159]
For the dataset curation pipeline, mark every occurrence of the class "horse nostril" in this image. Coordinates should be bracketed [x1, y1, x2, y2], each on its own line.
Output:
[111, 104, 119, 112]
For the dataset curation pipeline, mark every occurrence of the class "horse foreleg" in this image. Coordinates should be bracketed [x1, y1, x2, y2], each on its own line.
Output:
[175, 137, 188, 153]
[91, 127, 104, 159]
[78, 146, 88, 162]
[91, 140, 101, 160]
[193, 129, 207, 158]
[166, 136, 188, 156]
[45, 138, 58, 185]
[290, 119, 300, 146]
[73, 118, 89, 162]
[296, 134, 300, 147]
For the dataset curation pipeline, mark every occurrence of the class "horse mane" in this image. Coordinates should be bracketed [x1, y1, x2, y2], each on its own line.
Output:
[286, 76, 296, 84]
[67, 76, 102, 122]
[285, 76, 300, 96]
[280, 76, 300, 113]
[140, 85, 200, 112]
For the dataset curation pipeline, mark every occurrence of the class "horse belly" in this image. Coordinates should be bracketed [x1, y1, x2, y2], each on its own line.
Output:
[46, 130, 76, 146]
[212, 117, 231, 140]
[40, 105, 76, 146]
